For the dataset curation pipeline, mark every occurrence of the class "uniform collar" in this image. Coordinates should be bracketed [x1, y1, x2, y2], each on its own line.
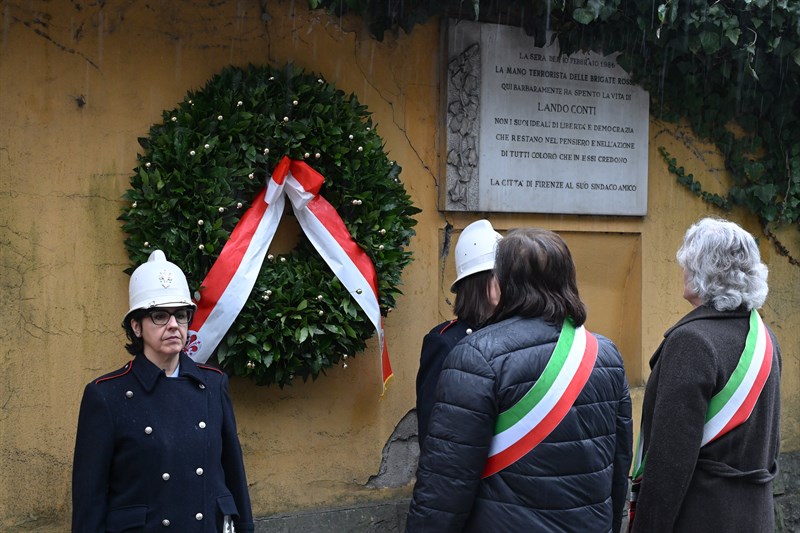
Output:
[132, 351, 208, 392]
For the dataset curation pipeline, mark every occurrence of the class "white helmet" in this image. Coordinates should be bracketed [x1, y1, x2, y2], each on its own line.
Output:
[450, 219, 502, 292]
[124, 250, 196, 321]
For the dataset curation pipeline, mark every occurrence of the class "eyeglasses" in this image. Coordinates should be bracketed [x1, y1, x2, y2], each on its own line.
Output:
[146, 308, 193, 326]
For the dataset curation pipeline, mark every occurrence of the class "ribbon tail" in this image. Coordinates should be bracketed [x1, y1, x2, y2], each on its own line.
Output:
[188, 185, 284, 363]
[286, 161, 392, 394]
[379, 318, 393, 396]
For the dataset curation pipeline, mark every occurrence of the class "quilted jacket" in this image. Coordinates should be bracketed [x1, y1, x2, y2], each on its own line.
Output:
[406, 316, 632, 533]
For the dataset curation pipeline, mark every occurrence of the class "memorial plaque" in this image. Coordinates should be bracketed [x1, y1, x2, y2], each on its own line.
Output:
[443, 20, 649, 215]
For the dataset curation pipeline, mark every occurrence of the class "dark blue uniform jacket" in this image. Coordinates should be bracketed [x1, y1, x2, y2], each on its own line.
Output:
[416, 319, 474, 446]
[72, 351, 254, 532]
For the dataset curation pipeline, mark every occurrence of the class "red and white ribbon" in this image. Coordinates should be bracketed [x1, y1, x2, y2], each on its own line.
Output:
[187, 156, 393, 392]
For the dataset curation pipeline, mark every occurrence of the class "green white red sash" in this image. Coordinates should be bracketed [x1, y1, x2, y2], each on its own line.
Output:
[481, 320, 598, 478]
[701, 310, 774, 445]
[629, 309, 773, 525]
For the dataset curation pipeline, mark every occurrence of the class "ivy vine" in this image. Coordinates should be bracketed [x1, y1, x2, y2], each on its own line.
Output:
[311, 0, 800, 260]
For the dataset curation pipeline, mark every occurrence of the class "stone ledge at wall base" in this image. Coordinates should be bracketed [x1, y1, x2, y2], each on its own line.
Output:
[254, 499, 410, 532]
[253, 450, 800, 532]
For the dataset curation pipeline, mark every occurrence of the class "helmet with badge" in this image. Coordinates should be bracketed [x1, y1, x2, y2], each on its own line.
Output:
[124, 250, 196, 322]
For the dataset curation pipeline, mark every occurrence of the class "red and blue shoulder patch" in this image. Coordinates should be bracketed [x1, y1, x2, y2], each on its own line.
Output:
[197, 364, 224, 375]
[94, 360, 134, 384]
[439, 319, 459, 335]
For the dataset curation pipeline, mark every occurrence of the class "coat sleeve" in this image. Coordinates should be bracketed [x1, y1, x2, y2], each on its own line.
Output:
[406, 341, 497, 533]
[72, 383, 113, 533]
[611, 369, 633, 533]
[632, 329, 718, 532]
[415, 332, 450, 446]
[219, 374, 255, 533]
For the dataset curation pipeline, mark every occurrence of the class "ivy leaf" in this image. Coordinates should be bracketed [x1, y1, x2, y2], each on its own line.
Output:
[657, 3, 667, 23]
[754, 184, 777, 204]
[573, 8, 595, 25]
[725, 28, 741, 45]
[700, 31, 721, 54]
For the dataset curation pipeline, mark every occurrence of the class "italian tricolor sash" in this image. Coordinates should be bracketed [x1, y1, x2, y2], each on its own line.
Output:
[629, 310, 773, 526]
[481, 320, 598, 478]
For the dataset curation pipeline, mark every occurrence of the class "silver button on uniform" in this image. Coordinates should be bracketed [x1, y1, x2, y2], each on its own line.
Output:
[198, 421, 206, 429]
[125, 390, 134, 398]
[199, 383, 206, 389]
[162, 473, 170, 481]
[145, 426, 153, 434]
[196, 467, 204, 476]
[195, 513, 204, 520]
[162, 518, 170, 526]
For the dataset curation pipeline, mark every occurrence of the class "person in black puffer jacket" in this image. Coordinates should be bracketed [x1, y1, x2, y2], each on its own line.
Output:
[406, 227, 633, 533]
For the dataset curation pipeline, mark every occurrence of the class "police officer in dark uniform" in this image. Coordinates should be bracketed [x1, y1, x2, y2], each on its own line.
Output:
[72, 250, 254, 533]
[415, 220, 502, 446]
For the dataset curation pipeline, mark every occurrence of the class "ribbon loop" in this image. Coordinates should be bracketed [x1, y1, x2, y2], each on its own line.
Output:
[284, 172, 317, 211]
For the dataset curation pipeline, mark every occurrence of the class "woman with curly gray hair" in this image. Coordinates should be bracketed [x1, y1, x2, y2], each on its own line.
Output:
[677, 217, 769, 311]
[630, 217, 781, 533]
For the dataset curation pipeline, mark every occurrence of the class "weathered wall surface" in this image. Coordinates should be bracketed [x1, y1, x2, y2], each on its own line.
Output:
[1, 1, 799, 531]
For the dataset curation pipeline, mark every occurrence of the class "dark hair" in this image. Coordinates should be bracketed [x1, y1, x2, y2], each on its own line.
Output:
[452, 270, 496, 327]
[490, 228, 586, 327]
[122, 310, 146, 356]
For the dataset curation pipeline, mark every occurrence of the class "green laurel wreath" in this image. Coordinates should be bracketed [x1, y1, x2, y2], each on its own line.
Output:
[119, 64, 420, 387]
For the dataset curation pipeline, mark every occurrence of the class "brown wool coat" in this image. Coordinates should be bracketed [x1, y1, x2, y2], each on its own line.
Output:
[632, 305, 781, 533]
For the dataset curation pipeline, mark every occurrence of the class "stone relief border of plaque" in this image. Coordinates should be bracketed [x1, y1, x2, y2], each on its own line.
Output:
[445, 42, 480, 211]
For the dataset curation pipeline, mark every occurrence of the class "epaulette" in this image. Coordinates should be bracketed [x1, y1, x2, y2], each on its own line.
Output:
[439, 319, 458, 335]
[94, 360, 134, 385]
[197, 364, 224, 375]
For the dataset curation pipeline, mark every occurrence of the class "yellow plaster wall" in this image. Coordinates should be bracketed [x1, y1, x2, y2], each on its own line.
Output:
[1, 1, 799, 530]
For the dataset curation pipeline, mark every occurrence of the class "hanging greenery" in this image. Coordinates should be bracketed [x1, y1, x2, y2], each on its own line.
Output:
[312, 0, 800, 256]
[119, 64, 420, 386]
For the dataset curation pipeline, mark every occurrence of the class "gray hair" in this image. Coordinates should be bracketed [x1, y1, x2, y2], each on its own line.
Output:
[676, 217, 768, 311]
